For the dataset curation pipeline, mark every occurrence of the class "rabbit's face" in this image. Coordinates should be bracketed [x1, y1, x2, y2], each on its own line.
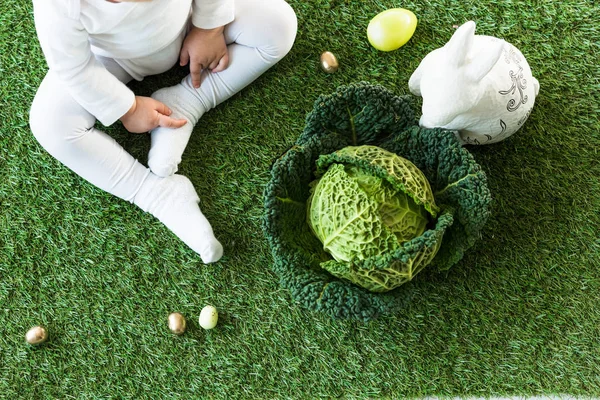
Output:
[417, 50, 480, 128]
[421, 76, 477, 128]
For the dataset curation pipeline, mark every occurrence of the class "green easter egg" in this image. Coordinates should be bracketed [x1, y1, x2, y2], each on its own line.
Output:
[367, 8, 418, 52]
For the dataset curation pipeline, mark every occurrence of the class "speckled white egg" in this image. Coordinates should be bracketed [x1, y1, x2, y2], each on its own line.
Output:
[199, 305, 218, 330]
[26, 325, 48, 345]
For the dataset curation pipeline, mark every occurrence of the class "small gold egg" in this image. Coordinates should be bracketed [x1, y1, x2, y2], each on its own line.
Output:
[168, 312, 187, 335]
[320, 51, 339, 73]
[25, 326, 48, 345]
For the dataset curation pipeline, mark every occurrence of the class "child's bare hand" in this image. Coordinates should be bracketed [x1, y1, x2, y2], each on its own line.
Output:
[180, 26, 229, 88]
[120, 96, 187, 133]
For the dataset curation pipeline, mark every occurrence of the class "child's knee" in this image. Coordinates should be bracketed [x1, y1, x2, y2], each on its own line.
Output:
[30, 94, 56, 152]
[275, 1, 298, 56]
[29, 91, 94, 156]
[257, 0, 298, 60]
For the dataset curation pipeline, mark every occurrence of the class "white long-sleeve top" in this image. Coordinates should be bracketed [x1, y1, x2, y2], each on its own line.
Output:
[33, 0, 234, 126]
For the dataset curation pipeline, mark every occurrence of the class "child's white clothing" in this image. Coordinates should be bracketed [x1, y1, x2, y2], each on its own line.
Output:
[29, 0, 297, 262]
[33, 0, 234, 126]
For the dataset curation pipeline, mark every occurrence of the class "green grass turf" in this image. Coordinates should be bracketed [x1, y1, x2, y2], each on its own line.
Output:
[1, 0, 599, 397]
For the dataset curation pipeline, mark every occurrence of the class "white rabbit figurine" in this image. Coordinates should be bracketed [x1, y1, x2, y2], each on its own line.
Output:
[408, 21, 539, 145]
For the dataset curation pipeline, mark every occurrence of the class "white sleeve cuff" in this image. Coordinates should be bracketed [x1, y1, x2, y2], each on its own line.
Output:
[96, 85, 136, 126]
[192, 0, 234, 29]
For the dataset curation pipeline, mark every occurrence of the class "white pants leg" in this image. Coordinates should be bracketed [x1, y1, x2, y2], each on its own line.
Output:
[148, 0, 298, 176]
[28, 19, 186, 201]
[186, 0, 298, 108]
[29, 65, 150, 202]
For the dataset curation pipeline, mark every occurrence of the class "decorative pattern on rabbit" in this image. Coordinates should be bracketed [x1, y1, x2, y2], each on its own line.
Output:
[409, 21, 539, 145]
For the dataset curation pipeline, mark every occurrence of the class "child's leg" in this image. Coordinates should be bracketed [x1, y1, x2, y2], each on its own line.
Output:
[29, 70, 223, 263]
[148, 0, 298, 177]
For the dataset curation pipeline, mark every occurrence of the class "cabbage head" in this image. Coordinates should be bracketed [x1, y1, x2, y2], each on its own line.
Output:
[307, 146, 441, 292]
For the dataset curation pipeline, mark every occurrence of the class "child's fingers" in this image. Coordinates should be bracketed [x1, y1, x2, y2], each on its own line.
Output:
[190, 62, 203, 88]
[208, 60, 219, 71]
[180, 49, 190, 67]
[158, 115, 187, 129]
[211, 54, 230, 73]
[152, 99, 172, 116]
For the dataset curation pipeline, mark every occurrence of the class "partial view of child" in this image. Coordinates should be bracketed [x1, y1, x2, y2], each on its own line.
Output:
[30, 0, 297, 263]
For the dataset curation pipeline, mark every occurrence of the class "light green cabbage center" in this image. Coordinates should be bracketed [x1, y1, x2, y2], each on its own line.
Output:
[308, 164, 429, 263]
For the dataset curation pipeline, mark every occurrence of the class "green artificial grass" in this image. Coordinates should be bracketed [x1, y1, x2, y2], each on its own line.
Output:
[1, 0, 599, 397]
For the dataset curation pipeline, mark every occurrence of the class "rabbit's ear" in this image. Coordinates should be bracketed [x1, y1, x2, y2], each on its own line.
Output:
[408, 65, 422, 96]
[445, 21, 476, 66]
[466, 39, 505, 82]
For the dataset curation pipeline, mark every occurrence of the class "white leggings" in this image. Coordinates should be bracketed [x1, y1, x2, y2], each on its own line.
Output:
[30, 0, 297, 203]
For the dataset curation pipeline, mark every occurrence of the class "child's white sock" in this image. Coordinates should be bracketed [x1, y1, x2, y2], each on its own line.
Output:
[134, 173, 223, 263]
[148, 84, 206, 177]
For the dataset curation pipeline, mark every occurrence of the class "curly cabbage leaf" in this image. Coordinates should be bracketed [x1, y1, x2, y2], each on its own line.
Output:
[320, 212, 453, 293]
[346, 166, 429, 243]
[307, 163, 429, 264]
[317, 145, 440, 216]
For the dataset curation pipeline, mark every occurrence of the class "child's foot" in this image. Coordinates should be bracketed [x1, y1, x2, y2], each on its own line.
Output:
[134, 173, 223, 263]
[148, 84, 206, 177]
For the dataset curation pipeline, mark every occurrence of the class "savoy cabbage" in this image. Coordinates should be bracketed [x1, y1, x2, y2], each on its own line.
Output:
[307, 146, 440, 292]
[262, 82, 491, 321]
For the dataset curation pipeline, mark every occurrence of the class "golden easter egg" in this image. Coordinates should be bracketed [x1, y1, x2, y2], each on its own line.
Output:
[168, 312, 187, 335]
[320, 51, 339, 73]
[25, 326, 48, 345]
[367, 8, 418, 51]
